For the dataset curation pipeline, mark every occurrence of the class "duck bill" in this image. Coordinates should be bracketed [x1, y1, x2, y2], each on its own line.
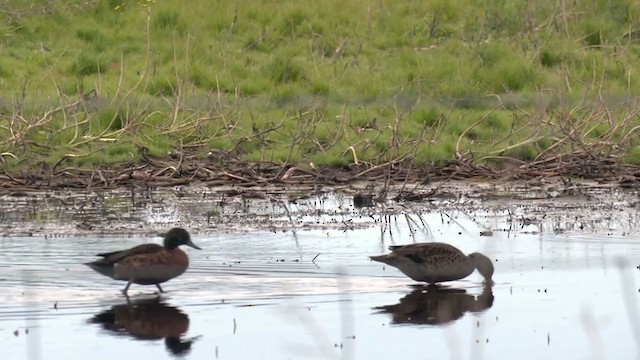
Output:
[186, 239, 202, 250]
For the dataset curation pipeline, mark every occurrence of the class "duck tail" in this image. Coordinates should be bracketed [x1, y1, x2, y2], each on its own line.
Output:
[83, 261, 116, 279]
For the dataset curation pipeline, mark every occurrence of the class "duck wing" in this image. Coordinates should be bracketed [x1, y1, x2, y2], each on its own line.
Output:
[96, 243, 165, 264]
[388, 243, 467, 265]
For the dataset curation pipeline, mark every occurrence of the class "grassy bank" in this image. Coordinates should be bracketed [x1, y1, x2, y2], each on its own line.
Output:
[1, 0, 640, 185]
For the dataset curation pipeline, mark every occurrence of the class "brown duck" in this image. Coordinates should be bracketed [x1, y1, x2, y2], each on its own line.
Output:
[370, 242, 494, 284]
[84, 227, 201, 295]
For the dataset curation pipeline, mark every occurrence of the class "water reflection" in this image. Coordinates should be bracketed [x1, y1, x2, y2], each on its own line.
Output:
[87, 297, 198, 357]
[373, 284, 494, 325]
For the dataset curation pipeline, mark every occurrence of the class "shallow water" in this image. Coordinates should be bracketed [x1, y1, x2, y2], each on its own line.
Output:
[1, 186, 639, 360]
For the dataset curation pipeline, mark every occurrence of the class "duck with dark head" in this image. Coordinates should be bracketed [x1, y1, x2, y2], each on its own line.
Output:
[84, 227, 201, 296]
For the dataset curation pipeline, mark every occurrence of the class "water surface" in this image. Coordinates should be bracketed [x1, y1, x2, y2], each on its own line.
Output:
[0, 186, 639, 360]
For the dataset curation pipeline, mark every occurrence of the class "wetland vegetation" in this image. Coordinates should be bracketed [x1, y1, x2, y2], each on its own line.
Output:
[1, 0, 640, 189]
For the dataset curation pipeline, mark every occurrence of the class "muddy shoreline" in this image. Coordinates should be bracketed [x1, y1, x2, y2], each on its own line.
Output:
[2, 153, 640, 192]
[0, 177, 637, 237]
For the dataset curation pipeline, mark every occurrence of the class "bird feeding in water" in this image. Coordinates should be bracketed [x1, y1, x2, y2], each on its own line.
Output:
[370, 242, 494, 284]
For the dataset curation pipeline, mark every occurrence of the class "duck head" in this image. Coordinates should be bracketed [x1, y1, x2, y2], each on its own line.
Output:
[162, 228, 201, 250]
[468, 252, 494, 284]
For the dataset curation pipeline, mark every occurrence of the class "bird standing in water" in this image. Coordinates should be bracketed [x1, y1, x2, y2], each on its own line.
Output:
[84, 227, 201, 296]
[370, 242, 494, 284]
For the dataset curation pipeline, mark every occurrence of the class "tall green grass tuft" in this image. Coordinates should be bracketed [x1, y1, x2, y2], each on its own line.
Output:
[263, 53, 306, 84]
[70, 53, 108, 76]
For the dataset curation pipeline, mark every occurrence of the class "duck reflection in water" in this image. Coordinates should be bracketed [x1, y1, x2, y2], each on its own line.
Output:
[373, 284, 494, 325]
[87, 297, 199, 357]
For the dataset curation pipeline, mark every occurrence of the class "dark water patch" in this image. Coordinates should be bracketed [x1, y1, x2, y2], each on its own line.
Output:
[372, 284, 494, 326]
[87, 296, 199, 358]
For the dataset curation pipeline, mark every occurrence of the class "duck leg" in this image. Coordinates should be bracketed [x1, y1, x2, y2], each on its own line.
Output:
[122, 280, 132, 296]
[155, 284, 165, 293]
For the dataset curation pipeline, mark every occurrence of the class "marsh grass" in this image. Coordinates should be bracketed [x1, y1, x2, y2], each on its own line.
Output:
[1, 0, 640, 184]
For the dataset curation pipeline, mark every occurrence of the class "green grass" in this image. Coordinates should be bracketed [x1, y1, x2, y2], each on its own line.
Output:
[1, 0, 640, 175]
